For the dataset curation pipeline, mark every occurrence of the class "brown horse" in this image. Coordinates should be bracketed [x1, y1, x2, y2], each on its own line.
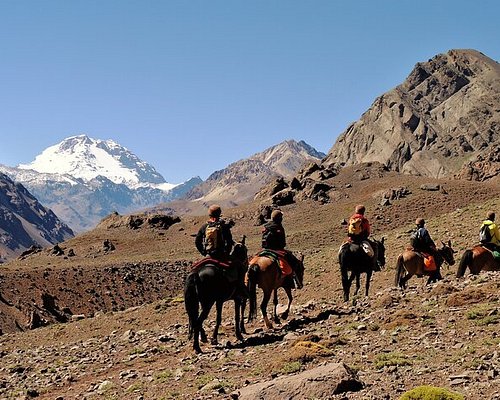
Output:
[244, 252, 304, 330]
[456, 245, 500, 277]
[395, 240, 456, 289]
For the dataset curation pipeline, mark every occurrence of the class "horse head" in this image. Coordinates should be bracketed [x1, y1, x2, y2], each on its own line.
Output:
[375, 237, 386, 268]
[440, 240, 456, 266]
[231, 235, 248, 264]
[294, 252, 305, 289]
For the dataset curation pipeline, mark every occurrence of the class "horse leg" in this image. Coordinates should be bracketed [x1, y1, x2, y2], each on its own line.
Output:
[261, 290, 274, 329]
[234, 298, 243, 342]
[341, 269, 350, 302]
[353, 272, 361, 297]
[272, 289, 280, 324]
[365, 270, 372, 297]
[347, 271, 357, 298]
[280, 287, 293, 320]
[211, 300, 223, 345]
[340, 256, 350, 302]
[239, 298, 247, 335]
[196, 299, 214, 347]
[400, 273, 412, 290]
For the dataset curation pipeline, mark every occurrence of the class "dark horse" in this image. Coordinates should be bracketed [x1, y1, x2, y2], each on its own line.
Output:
[395, 240, 456, 289]
[339, 238, 386, 302]
[184, 237, 248, 353]
[456, 245, 500, 278]
[245, 252, 304, 330]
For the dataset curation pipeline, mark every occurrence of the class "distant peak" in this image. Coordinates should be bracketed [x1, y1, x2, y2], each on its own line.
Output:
[19, 135, 168, 186]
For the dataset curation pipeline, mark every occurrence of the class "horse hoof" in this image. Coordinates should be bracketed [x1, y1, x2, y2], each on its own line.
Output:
[194, 346, 203, 354]
[210, 339, 218, 345]
[280, 312, 289, 320]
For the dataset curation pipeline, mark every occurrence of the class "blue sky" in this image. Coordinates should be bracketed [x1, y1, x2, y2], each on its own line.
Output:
[0, 0, 499, 183]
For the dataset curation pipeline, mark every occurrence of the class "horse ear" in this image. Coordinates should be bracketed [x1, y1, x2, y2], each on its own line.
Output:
[381, 237, 385, 244]
[241, 235, 246, 245]
[441, 240, 445, 247]
[448, 240, 451, 247]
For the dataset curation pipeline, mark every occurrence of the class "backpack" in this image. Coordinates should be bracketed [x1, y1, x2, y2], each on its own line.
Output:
[410, 229, 421, 249]
[204, 221, 223, 253]
[479, 224, 492, 244]
[348, 216, 363, 236]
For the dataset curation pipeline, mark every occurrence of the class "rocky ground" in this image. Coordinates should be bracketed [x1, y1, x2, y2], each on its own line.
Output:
[1, 168, 500, 399]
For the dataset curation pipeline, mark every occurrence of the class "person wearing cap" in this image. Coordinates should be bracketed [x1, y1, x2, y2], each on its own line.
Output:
[195, 204, 233, 260]
[412, 218, 436, 254]
[346, 205, 376, 260]
[347, 205, 371, 242]
[262, 210, 286, 250]
[480, 212, 500, 250]
[262, 209, 300, 285]
[411, 218, 441, 279]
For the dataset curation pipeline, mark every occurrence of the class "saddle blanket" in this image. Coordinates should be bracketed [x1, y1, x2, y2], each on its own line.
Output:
[191, 257, 231, 272]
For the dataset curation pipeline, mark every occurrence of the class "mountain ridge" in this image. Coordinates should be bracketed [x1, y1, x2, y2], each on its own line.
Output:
[323, 49, 500, 180]
[184, 139, 326, 207]
[0, 173, 74, 260]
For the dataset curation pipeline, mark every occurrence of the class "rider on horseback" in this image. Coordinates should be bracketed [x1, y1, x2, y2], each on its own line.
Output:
[194, 204, 248, 298]
[480, 212, 500, 253]
[344, 205, 380, 271]
[195, 204, 233, 260]
[411, 218, 442, 279]
[261, 209, 301, 287]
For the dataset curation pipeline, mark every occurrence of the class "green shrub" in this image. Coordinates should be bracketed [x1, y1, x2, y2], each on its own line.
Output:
[280, 361, 302, 374]
[374, 352, 411, 369]
[399, 385, 464, 400]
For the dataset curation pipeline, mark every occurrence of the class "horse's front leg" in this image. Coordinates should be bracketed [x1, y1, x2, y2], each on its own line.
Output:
[234, 299, 243, 342]
[261, 290, 273, 329]
[281, 287, 293, 320]
[340, 265, 350, 302]
[211, 300, 223, 345]
[272, 289, 280, 324]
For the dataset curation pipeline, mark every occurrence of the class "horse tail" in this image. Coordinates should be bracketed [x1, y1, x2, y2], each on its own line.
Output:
[184, 272, 200, 338]
[247, 264, 259, 321]
[394, 254, 404, 287]
[457, 250, 472, 278]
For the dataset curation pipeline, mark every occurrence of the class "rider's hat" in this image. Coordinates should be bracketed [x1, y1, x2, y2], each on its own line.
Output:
[415, 218, 425, 226]
[271, 209, 283, 222]
[208, 204, 222, 217]
[487, 211, 496, 221]
[355, 204, 365, 215]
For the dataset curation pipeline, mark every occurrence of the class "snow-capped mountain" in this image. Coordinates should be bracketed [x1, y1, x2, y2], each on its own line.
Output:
[19, 134, 174, 189]
[1, 135, 201, 232]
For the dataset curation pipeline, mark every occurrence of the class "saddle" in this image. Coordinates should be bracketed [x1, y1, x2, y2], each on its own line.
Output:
[250, 250, 293, 276]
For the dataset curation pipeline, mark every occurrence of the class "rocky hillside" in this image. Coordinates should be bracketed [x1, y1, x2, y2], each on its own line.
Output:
[324, 49, 500, 180]
[0, 173, 74, 260]
[0, 167, 499, 399]
[185, 140, 325, 208]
